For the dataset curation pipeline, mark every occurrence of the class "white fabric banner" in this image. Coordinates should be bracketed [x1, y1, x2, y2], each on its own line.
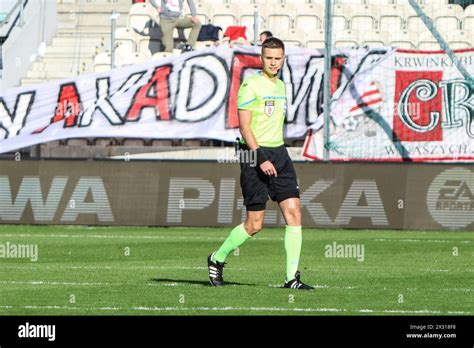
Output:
[303, 48, 474, 162]
[3, 45, 472, 162]
[1, 45, 339, 154]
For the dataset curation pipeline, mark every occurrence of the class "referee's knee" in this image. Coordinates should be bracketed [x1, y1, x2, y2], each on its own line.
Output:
[244, 221, 263, 236]
[285, 209, 301, 226]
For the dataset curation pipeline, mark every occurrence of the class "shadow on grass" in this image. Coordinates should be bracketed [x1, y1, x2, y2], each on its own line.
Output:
[149, 278, 255, 287]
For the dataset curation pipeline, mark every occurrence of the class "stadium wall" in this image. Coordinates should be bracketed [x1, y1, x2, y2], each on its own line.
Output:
[0, 160, 472, 231]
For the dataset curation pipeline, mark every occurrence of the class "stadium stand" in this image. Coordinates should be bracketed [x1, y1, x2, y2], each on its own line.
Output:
[20, 0, 130, 86]
[6, 0, 473, 158]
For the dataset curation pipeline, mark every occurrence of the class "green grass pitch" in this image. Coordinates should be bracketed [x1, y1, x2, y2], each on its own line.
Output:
[0, 225, 472, 316]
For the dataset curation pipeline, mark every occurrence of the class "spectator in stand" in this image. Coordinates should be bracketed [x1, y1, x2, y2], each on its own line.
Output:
[259, 31, 273, 45]
[150, 0, 202, 52]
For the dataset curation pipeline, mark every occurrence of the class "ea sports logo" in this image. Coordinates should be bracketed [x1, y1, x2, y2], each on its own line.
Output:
[427, 168, 474, 229]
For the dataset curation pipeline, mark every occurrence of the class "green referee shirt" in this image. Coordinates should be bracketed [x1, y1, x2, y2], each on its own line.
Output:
[237, 73, 287, 148]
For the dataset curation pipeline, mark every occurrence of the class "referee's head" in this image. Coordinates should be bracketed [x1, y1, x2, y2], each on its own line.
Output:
[261, 37, 285, 78]
[261, 37, 285, 55]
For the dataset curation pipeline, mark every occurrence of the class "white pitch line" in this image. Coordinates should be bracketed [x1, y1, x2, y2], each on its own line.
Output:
[0, 280, 115, 286]
[0, 265, 245, 271]
[0, 233, 283, 241]
[5, 280, 470, 294]
[374, 238, 471, 243]
[0, 233, 226, 241]
[0, 305, 470, 315]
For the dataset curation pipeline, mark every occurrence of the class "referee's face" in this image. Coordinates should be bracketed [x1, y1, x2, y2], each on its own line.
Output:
[261, 48, 285, 79]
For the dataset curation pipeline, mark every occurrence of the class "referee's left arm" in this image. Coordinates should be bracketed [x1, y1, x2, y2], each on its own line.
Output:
[238, 109, 277, 177]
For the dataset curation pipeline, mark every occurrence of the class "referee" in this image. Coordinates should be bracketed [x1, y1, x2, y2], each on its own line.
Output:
[207, 37, 313, 290]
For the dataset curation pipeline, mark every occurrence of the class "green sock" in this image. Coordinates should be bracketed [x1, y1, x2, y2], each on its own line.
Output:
[285, 225, 302, 281]
[213, 223, 251, 263]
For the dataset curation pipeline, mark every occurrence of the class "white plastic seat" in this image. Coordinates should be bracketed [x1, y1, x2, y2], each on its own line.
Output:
[128, 2, 158, 32]
[192, 2, 213, 24]
[239, 13, 265, 43]
[306, 39, 325, 49]
[279, 29, 306, 48]
[93, 52, 111, 72]
[116, 51, 152, 68]
[387, 31, 417, 49]
[212, 3, 240, 29]
[295, 14, 322, 34]
[334, 30, 359, 48]
[151, 52, 176, 61]
[445, 30, 473, 49]
[361, 30, 388, 47]
[295, 2, 324, 33]
[115, 27, 140, 53]
[379, 15, 404, 31]
[432, 5, 463, 33]
[418, 31, 441, 50]
[265, 3, 296, 33]
[406, 16, 430, 32]
[137, 35, 161, 55]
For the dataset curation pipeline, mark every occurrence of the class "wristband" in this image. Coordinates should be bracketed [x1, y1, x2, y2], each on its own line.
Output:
[256, 147, 269, 166]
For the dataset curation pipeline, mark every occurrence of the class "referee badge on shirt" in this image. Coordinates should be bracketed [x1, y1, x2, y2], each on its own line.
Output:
[264, 100, 275, 117]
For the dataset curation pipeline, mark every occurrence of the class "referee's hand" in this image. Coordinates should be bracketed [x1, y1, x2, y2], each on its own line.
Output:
[260, 161, 278, 177]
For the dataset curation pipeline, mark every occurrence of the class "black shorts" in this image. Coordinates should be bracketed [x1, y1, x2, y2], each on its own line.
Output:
[240, 144, 300, 211]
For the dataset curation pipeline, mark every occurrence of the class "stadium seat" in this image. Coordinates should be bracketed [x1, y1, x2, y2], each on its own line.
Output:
[93, 52, 112, 72]
[332, 4, 352, 30]
[295, 3, 324, 33]
[306, 37, 325, 49]
[192, 2, 213, 24]
[361, 30, 388, 47]
[387, 31, 417, 49]
[462, 5, 474, 31]
[432, 4, 464, 33]
[151, 52, 175, 61]
[265, 3, 296, 33]
[295, 14, 323, 34]
[349, 5, 380, 32]
[406, 15, 430, 32]
[115, 27, 140, 53]
[379, 14, 405, 31]
[137, 35, 161, 56]
[418, 31, 441, 50]
[128, 2, 158, 32]
[334, 30, 359, 48]
[327, 14, 349, 32]
[239, 13, 265, 43]
[280, 29, 306, 48]
[212, 3, 240, 29]
[116, 50, 151, 67]
[445, 30, 473, 49]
